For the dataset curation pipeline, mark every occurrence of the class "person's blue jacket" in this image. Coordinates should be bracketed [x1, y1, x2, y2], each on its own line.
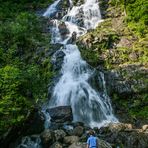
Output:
[87, 135, 98, 148]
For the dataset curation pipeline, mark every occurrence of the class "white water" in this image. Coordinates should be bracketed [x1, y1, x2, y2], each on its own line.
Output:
[17, 1, 118, 147]
[44, 0, 118, 128]
[17, 136, 41, 148]
[43, 0, 61, 17]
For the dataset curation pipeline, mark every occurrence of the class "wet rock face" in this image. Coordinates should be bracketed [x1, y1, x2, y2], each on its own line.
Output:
[47, 106, 73, 123]
[87, 70, 105, 92]
[58, 22, 70, 40]
[103, 66, 147, 125]
[104, 70, 133, 97]
[51, 50, 65, 71]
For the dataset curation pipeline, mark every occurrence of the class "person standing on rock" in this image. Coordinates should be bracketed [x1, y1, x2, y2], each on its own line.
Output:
[86, 130, 98, 148]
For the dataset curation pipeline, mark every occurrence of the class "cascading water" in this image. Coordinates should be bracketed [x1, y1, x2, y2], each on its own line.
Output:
[17, 0, 118, 147]
[43, 0, 61, 17]
[17, 136, 42, 148]
[43, 0, 118, 128]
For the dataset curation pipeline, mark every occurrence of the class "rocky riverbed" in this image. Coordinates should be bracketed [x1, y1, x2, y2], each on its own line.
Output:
[1, 106, 148, 148]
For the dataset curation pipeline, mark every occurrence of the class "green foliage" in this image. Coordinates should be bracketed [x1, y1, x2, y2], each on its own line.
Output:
[110, 0, 148, 36]
[112, 93, 148, 122]
[0, 0, 53, 134]
[0, 0, 53, 20]
[80, 47, 99, 67]
[126, 0, 148, 36]
[0, 63, 52, 134]
[0, 66, 28, 132]
[0, 12, 44, 55]
[130, 106, 148, 119]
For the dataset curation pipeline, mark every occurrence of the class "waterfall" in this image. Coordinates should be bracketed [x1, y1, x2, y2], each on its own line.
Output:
[43, 0, 118, 128]
[17, 1, 118, 147]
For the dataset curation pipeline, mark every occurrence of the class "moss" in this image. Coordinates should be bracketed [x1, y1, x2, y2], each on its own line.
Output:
[78, 19, 119, 68]
[79, 14, 148, 69]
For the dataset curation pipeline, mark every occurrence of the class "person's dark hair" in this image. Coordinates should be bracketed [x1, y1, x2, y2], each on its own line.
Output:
[89, 130, 95, 135]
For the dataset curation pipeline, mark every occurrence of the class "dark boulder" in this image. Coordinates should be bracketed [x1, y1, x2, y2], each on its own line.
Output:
[47, 106, 73, 123]
[58, 22, 69, 35]
[67, 32, 77, 44]
[73, 126, 84, 137]
[64, 136, 79, 145]
[51, 50, 65, 71]
[54, 129, 66, 141]
[58, 22, 70, 40]
[47, 43, 63, 57]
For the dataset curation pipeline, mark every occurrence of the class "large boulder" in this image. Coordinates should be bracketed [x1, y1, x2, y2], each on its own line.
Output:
[58, 22, 70, 39]
[73, 126, 84, 137]
[40, 129, 55, 148]
[108, 123, 133, 132]
[47, 106, 73, 123]
[54, 129, 66, 141]
[64, 136, 79, 144]
[142, 125, 148, 131]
